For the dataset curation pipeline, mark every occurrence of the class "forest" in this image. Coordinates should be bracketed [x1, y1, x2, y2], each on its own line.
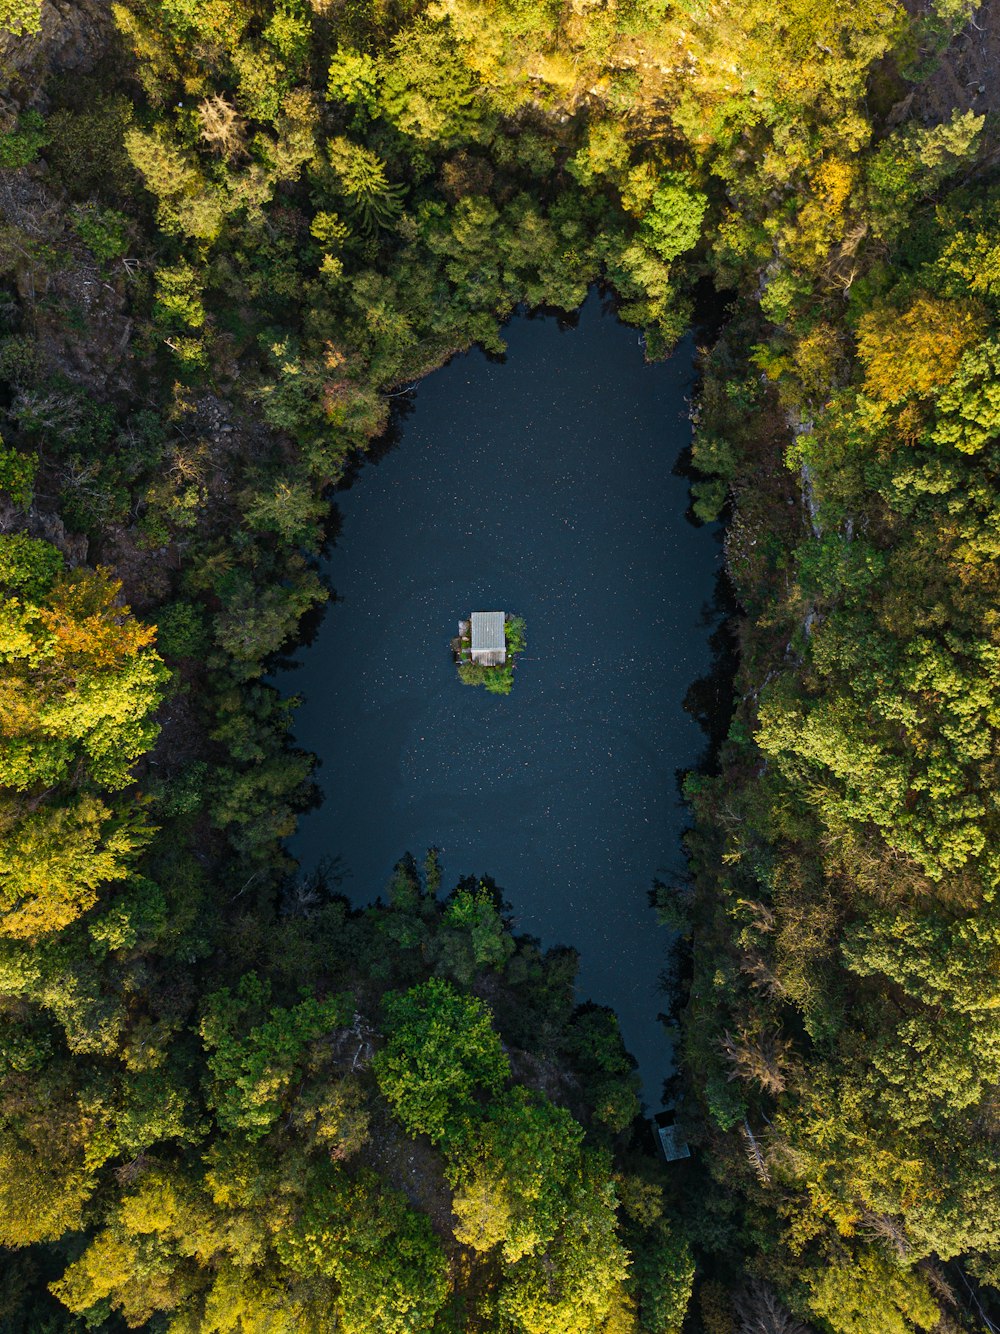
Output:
[1, 0, 999, 1329]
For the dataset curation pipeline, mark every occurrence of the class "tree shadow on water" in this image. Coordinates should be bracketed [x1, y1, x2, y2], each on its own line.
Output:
[336, 388, 417, 493]
[682, 562, 739, 776]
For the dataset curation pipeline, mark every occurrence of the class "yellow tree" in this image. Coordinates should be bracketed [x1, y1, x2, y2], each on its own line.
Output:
[0, 550, 168, 793]
[856, 294, 983, 407]
[0, 795, 153, 939]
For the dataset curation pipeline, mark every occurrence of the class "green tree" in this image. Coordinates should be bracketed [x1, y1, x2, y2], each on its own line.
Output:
[326, 136, 405, 235]
[0, 439, 37, 508]
[0, 795, 153, 939]
[124, 127, 226, 241]
[804, 1249, 940, 1334]
[497, 1151, 630, 1334]
[277, 1164, 450, 1334]
[931, 338, 1000, 454]
[640, 177, 708, 264]
[379, 20, 482, 144]
[451, 1088, 585, 1261]
[200, 974, 351, 1139]
[373, 977, 509, 1142]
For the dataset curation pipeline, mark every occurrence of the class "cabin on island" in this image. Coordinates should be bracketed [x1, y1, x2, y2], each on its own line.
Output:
[470, 611, 506, 666]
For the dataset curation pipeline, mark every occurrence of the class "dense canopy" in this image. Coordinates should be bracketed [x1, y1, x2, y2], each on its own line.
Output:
[1, 0, 1000, 1329]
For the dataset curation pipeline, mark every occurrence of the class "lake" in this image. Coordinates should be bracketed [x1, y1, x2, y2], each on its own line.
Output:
[277, 290, 721, 1108]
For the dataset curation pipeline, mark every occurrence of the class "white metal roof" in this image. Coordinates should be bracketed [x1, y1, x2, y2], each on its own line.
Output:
[471, 611, 505, 653]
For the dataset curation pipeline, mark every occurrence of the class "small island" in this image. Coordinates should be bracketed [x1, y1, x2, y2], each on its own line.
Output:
[452, 611, 526, 696]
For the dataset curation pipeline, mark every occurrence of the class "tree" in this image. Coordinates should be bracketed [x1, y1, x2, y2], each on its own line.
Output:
[632, 1225, 695, 1334]
[200, 974, 351, 1139]
[277, 1164, 450, 1334]
[429, 884, 515, 986]
[326, 136, 405, 235]
[0, 533, 60, 598]
[378, 20, 482, 144]
[0, 438, 36, 508]
[804, 1249, 940, 1334]
[639, 177, 708, 264]
[0, 794, 153, 938]
[0, 560, 167, 792]
[124, 127, 226, 241]
[856, 296, 981, 407]
[496, 1150, 631, 1334]
[451, 1088, 585, 1260]
[327, 47, 380, 116]
[0, 1069, 98, 1246]
[373, 977, 509, 1143]
[733, 1281, 809, 1334]
[931, 338, 1000, 454]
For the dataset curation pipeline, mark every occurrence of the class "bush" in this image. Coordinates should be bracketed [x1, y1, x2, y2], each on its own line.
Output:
[0, 111, 48, 168]
[458, 661, 488, 686]
[505, 615, 526, 654]
[0, 439, 37, 508]
[72, 206, 131, 262]
[0, 0, 41, 36]
[153, 600, 210, 658]
[483, 665, 514, 695]
[0, 533, 62, 598]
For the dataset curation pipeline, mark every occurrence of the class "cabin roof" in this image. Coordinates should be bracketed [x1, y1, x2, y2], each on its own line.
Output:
[654, 1119, 691, 1163]
[471, 612, 505, 653]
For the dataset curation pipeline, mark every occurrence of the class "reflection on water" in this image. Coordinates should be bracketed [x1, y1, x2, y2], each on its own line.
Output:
[275, 291, 721, 1107]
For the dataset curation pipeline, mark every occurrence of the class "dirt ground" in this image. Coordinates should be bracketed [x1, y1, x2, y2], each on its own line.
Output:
[908, 0, 1000, 127]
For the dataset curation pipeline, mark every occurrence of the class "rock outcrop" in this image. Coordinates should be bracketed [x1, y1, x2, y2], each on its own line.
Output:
[1, 0, 114, 94]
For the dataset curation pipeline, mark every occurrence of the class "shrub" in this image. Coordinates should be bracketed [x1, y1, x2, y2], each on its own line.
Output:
[0, 439, 37, 508]
[0, 111, 48, 168]
[72, 206, 131, 262]
[152, 600, 210, 659]
[0, 0, 42, 37]
[505, 615, 526, 654]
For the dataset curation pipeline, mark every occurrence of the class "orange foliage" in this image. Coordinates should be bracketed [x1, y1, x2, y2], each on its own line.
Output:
[856, 295, 982, 406]
[36, 569, 156, 674]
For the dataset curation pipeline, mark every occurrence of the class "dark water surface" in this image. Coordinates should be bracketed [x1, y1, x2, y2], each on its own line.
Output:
[277, 292, 720, 1107]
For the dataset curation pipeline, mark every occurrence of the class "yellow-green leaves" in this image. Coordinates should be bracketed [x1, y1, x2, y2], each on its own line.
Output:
[450, 1088, 585, 1261]
[0, 532, 59, 599]
[327, 46, 380, 114]
[0, 796, 153, 939]
[805, 1247, 940, 1334]
[639, 177, 708, 264]
[379, 21, 481, 145]
[200, 974, 352, 1139]
[125, 126, 226, 242]
[373, 977, 509, 1143]
[932, 339, 1000, 455]
[277, 1164, 450, 1333]
[326, 135, 405, 235]
[0, 0, 41, 35]
[0, 564, 167, 793]
[0, 440, 37, 510]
